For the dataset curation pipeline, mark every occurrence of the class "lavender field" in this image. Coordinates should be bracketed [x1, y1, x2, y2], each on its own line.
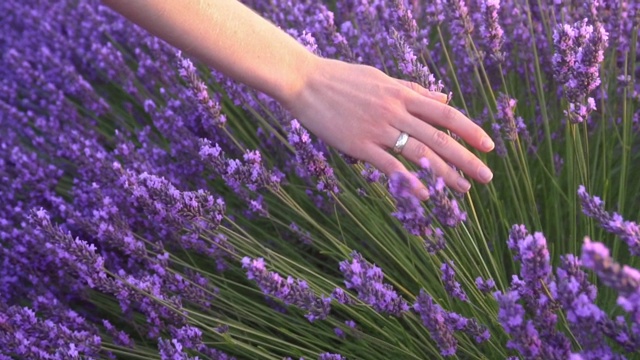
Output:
[1, 0, 639, 359]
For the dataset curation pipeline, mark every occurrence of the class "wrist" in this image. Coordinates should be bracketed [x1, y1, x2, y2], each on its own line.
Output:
[275, 52, 323, 111]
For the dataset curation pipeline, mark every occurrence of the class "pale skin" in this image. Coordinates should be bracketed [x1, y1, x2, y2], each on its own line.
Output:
[103, 0, 495, 199]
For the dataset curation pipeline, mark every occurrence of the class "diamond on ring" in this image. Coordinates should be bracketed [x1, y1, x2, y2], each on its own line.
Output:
[393, 131, 409, 154]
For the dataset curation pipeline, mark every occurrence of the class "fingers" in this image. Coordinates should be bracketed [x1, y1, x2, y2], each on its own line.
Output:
[396, 79, 448, 104]
[361, 146, 431, 201]
[400, 121, 494, 185]
[398, 136, 473, 192]
[404, 96, 495, 153]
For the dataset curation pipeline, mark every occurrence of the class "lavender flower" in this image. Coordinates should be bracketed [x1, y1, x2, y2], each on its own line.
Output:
[388, 171, 431, 237]
[495, 291, 543, 358]
[505, 225, 571, 358]
[441, 261, 468, 302]
[199, 139, 283, 193]
[430, 178, 467, 227]
[0, 304, 102, 359]
[177, 52, 226, 127]
[479, 0, 505, 63]
[242, 257, 331, 322]
[552, 255, 617, 359]
[318, 353, 346, 360]
[552, 23, 577, 85]
[288, 120, 339, 194]
[475, 276, 496, 293]
[495, 93, 518, 142]
[581, 238, 640, 327]
[331, 288, 353, 305]
[578, 185, 640, 255]
[388, 29, 443, 92]
[413, 291, 458, 356]
[417, 159, 467, 227]
[338, 252, 409, 316]
[162, 325, 234, 360]
[553, 19, 609, 123]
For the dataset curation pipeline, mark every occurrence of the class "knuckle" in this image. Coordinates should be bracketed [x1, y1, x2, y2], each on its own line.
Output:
[465, 157, 481, 173]
[441, 105, 457, 123]
[432, 130, 449, 147]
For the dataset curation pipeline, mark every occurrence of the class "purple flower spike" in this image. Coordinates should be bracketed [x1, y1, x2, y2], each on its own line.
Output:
[318, 353, 346, 360]
[553, 255, 617, 358]
[241, 257, 331, 322]
[495, 93, 518, 142]
[475, 277, 496, 293]
[413, 291, 458, 356]
[441, 261, 468, 302]
[495, 291, 543, 358]
[553, 19, 609, 123]
[581, 238, 640, 326]
[417, 159, 467, 228]
[552, 23, 577, 85]
[578, 185, 640, 256]
[177, 52, 226, 127]
[338, 252, 409, 316]
[288, 120, 339, 195]
[518, 232, 552, 293]
[479, 0, 505, 63]
[388, 172, 430, 237]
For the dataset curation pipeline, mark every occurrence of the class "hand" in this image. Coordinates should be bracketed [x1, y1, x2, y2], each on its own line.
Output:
[281, 57, 495, 199]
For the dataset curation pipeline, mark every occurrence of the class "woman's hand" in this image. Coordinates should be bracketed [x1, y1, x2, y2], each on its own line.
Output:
[103, 0, 494, 200]
[282, 57, 495, 199]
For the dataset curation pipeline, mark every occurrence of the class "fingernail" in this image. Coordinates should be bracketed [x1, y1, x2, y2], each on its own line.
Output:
[457, 178, 471, 192]
[479, 167, 493, 182]
[418, 188, 430, 201]
[429, 91, 448, 103]
[481, 136, 495, 151]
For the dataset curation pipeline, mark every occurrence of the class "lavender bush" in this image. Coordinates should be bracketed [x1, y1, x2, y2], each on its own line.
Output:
[1, 0, 639, 359]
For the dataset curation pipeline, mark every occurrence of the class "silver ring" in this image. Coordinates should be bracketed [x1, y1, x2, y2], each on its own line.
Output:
[393, 131, 409, 154]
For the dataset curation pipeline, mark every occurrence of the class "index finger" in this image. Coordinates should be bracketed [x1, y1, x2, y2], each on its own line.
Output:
[405, 96, 495, 152]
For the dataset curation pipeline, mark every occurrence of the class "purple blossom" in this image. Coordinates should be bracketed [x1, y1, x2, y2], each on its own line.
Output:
[388, 171, 430, 237]
[338, 252, 409, 316]
[0, 304, 102, 359]
[318, 353, 346, 360]
[475, 277, 496, 293]
[159, 325, 234, 360]
[417, 159, 467, 227]
[495, 93, 518, 142]
[288, 120, 339, 194]
[505, 225, 571, 358]
[479, 0, 505, 63]
[581, 238, 640, 327]
[102, 320, 134, 348]
[551, 255, 618, 359]
[360, 163, 384, 183]
[553, 19, 609, 123]
[491, 123, 508, 157]
[242, 257, 331, 322]
[177, 52, 226, 128]
[552, 23, 577, 85]
[578, 185, 640, 255]
[495, 290, 543, 358]
[441, 261, 468, 302]
[199, 139, 283, 193]
[331, 288, 353, 305]
[388, 29, 443, 92]
[413, 291, 458, 356]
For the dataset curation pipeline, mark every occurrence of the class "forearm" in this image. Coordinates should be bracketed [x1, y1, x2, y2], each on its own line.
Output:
[102, 0, 317, 105]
